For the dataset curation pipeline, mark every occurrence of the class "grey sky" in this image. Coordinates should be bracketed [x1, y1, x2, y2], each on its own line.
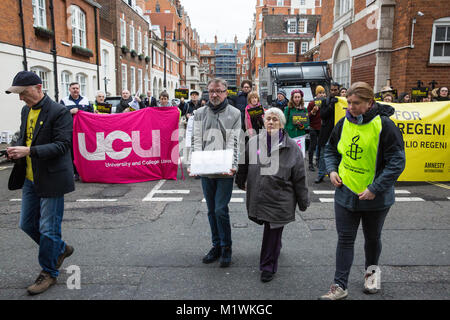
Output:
[181, 0, 255, 44]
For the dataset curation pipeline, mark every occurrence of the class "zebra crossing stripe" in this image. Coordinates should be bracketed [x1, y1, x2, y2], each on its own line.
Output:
[314, 190, 411, 195]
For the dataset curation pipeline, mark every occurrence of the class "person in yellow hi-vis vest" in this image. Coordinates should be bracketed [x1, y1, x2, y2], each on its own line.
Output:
[319, 82, 406, 300]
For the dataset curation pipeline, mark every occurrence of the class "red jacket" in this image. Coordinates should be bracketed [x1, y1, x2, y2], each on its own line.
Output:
[307, 100, 322, 130]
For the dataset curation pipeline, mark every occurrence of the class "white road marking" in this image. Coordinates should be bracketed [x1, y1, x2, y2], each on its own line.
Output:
[154, 190, 190, 194]
[149, 197, 183, 202]
[232, 190, 246, 194]
[143, 180, 189, 202]
[319, 198, 335, 203]
[395, 197, 425, 202]
[201, 198, 244, 203]
[314, 190, 411, 195]
[76, 199, 117, 202]
[9, 199, 22, 202]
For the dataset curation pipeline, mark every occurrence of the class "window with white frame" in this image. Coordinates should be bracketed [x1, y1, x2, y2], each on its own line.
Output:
[259, 13, 262, 22]
[333, 41, 350, 89]
[129, 24, 135, 51]
[288, 19, 297, 33]
[430, 17, 450, 63]
[31, 67, 50, 94]
[298, 19, 307, 33]
[257, 47, 261, 57]
[277, 0, 284, 6]
[137, 29, 142, 53]
[237, 57, 240, 64]
[121, 64, 127, 91]
[153, 50, 157, 65]
[288, 42, 295, 54]
[130, 67, 136, 94]
[242, 65, 246, 74]
[144, 73, 149, 93]
[32, 0, 47, 28]
[300, 0, 306, 5]
[76, 73, 87, 96]
[260, 0, 264, 6]
[102, 50, 109, 78]
[120, 19, 127, 47]
[60, 71, 72, 98]
[301, 42, 308, 54]
[144, 33, 148, 56]
[336, 0, 351, 18]
[138, 69, 143, 94]
[71, 6, 86, 48]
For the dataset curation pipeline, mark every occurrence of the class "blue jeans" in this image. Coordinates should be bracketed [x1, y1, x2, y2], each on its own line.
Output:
[317, 146, 327, 179]
[20, 179, 66, 278]
[333, 203, 389, 290]
[201, 177, 234, 248]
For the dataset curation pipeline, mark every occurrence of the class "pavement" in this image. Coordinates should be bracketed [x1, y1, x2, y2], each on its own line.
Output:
[0, 160, 449, 301]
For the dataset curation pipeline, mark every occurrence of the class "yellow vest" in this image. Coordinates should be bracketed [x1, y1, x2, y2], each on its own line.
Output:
[337, 116, 382, 194]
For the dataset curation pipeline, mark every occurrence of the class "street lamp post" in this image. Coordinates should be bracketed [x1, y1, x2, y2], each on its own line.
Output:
[163, 26, 176, 89]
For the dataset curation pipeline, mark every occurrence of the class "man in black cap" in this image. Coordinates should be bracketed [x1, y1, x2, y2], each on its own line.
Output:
[5, 71, 75, 295]
[183, 90, 202, 119]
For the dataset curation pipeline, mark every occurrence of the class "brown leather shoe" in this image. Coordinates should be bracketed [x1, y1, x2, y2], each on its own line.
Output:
[27, 271, 57, 295]
[56, 244, 74, 269]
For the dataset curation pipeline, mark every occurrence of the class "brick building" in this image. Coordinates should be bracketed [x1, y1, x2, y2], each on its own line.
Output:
[199, 43, 216, 92]
[317, 0, 450, 94]
[250, 0, 322, 89]
[98, 0, 151, 96]
[141, 0, 201, 94]
[0, 0, 102, 132]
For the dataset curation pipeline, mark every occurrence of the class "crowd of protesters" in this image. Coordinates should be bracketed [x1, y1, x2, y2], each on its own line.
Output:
[2, 69, 447, 299]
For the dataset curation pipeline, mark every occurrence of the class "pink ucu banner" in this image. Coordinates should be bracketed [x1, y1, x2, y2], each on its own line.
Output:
[73, 108, 180, 183]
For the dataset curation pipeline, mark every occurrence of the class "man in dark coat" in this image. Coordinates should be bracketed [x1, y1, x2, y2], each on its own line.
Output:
[5, 71, 75, 295]
[271, 89, 289, 112]
[315, 82, 340, 183]
[232, 80, 252, 131]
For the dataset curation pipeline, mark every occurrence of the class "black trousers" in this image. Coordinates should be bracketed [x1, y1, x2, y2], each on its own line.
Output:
[333, 203, 390, 290]
[308, 129, 320, 165]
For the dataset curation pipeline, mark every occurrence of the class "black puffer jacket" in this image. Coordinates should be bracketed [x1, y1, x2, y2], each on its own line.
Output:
[324, 102, 406, 211]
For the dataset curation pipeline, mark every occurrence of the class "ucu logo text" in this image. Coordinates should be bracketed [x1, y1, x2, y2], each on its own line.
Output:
[78, 130, 162, 161]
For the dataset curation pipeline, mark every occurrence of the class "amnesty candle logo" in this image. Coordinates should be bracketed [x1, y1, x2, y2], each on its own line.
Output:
[346, 135, 363, 160]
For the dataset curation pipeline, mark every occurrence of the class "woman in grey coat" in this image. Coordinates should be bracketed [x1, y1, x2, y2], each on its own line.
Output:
[236, 108, 310, 282]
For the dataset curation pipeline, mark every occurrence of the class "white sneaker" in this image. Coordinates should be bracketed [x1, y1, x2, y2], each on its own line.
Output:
[364, 267, 380, 294]
[319, 284, 348, 300]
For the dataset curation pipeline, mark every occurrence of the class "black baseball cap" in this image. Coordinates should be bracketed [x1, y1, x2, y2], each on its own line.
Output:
[5, 71, 42, 94]
[190, 90, 200, 96]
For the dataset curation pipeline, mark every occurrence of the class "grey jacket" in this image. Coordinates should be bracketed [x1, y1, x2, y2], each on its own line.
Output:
[191, 103, 241, 178]
[236, 130, 310, 225]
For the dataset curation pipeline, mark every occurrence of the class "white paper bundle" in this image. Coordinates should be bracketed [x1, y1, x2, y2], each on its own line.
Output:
[190, 149, 233, 175]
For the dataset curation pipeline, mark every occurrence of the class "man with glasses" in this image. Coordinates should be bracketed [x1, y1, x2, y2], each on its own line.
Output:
[232, 80, 252, 131]
[5, 71, 75, 295]
[189, 78, 241, 268]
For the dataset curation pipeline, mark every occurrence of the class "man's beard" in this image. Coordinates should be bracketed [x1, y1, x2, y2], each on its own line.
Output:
[210, 97, 222, 106]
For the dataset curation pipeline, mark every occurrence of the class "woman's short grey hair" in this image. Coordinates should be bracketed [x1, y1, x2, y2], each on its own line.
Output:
[264, 107, 286, 127]
[95, 90, 105, 97]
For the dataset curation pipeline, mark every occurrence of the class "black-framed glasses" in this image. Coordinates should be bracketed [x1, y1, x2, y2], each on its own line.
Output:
[208, 90, 227, 95]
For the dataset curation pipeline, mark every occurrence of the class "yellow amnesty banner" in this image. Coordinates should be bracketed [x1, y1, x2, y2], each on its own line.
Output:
[334, 97, 450, 181]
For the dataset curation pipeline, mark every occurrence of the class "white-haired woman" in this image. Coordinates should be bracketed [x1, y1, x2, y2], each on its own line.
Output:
[236, 108, 310, 283]
[92, 90, 106, 113]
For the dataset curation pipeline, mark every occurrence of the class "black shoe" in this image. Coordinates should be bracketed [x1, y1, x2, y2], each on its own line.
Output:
[309, 164, 316, 172]
[219, 246, 232, 268]
[74, 173, 80, 181]
[202, 246, 221, 264]
[261, 271, 275, 283]
[314, 176, 324, 184]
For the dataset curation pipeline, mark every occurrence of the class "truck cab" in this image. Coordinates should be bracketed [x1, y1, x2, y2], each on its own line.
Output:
[259, 61, 332, 108]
